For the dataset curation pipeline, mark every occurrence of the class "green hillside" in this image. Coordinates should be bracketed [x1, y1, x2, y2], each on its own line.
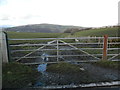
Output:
[66, 27, 119, 37]
[5, 23, 84, 33]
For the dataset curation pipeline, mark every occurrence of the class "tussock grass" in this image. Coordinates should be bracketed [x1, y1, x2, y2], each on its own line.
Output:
[93, 60, 120, 70]
[47, 62, 83, 74]
[2, 62, 41, 88]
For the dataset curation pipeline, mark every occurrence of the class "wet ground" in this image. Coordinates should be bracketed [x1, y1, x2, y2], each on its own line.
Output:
[32, 63, 120, 87]
[80, 63, 120, 81]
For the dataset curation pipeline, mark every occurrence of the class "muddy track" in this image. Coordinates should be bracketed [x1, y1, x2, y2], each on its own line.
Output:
[33, 62, 120, 87]
[80, 63, 120, 81]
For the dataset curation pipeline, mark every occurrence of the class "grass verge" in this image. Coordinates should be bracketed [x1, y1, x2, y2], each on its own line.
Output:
[2, 62, 41, 89]
[47, 62, 84, 74]
[92, 60, 120, 70]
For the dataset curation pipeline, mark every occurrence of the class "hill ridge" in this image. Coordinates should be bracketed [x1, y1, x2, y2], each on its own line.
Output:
[4, 23, 86, 33]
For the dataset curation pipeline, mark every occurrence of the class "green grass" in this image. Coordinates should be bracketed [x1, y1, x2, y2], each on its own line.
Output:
[6, 27, 119, 39]
[6, 27, 119, 44]
[2, 62, 41, 89]
[47, 62, 83, 74]
[6, 31, 69, 44]
[67, 27, 119, 37]
[6, 31, 69, 39]
[93, 61, 120, 70]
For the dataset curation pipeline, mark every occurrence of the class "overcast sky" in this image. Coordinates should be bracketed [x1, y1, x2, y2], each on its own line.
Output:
[0, 0, 119, 27]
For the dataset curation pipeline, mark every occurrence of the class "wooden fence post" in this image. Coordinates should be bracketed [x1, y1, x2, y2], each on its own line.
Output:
[102, 35, 108, 60]
[1, 30, 9, 63]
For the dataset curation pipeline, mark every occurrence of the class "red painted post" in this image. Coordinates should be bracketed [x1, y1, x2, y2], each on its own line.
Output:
[102, 35, 108, 60]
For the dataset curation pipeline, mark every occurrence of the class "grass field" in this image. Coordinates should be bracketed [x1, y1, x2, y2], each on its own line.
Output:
[6, 27, 119, 45]
[6, 31, 69, 44]
[6, 27, 119, 39]
[6, 31, 69, 39]
[66, 27, 119, 37]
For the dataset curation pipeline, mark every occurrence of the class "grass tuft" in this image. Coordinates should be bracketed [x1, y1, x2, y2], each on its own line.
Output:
[47, 62, 83, 74]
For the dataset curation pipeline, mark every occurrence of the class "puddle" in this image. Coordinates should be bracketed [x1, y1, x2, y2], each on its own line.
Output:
[37, 63, 47, 73]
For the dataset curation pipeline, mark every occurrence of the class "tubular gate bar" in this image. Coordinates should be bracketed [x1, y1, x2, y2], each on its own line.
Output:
[8, 37, 120, 41]
[8, 37, 120, 64]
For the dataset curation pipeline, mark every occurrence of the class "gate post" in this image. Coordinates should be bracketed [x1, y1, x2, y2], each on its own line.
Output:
[102, 35, 108, 60]
[0, 30, 9, 63]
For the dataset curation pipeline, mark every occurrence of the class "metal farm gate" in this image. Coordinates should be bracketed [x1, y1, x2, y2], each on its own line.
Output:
[8, 36, 120, 64]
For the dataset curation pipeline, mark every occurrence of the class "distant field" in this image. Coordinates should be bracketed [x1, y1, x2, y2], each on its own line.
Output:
[6, 31, 69, 39]
[67, 27, 119, 37]
[6, 27, 119, 39]
[6, 31, 69, 44]
[6, 27, 119, 44]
